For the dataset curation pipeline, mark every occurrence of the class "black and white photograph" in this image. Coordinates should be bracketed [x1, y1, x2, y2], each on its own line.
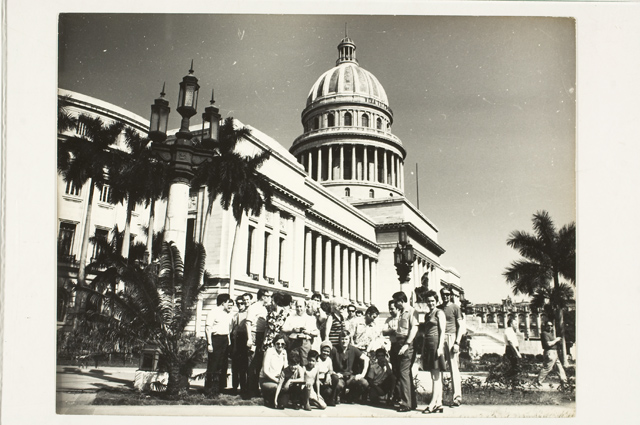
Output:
[3, 1, 640, 424]
[54, 13, 577, 417]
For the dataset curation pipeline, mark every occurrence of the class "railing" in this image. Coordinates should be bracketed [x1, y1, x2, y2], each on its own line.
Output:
[292, 126, 403, 148]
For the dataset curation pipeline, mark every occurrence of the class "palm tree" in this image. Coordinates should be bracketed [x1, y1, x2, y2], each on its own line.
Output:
[58, 114, 125, 288]
[73, 241, 208, 395]
[503, 210, 575, 366]
[192, 118, 273, 296]
[110, 128, 169, 261]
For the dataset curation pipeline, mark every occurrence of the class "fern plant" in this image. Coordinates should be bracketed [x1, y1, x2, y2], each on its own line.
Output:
[71, 241, 208, 395]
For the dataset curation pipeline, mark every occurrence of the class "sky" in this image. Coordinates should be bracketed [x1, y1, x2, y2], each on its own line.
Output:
[58, 14, 576, 304]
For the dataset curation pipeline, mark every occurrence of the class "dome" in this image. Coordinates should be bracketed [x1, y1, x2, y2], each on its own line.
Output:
[306, 62, 389, 107]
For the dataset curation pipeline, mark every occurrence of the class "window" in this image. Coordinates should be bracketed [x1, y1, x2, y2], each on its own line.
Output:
[246, 226, 255, 276]
[92, 228, 109, 260]
[64, 180, 81, 196]
[369, 189, 374, 198]
[345, 187, 351, 197]
[98, 184, 112, 203]
[361, 114, 369, 127]
[58, 222, 76, 257]
[314, 116, 320, 130]
[327, 113, 335, 127]
[344, 112, 352, 126]
[376, 117, 383, 130]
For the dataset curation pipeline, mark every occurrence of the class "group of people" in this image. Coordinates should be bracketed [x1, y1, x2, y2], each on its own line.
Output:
[203, 286, 465, 413]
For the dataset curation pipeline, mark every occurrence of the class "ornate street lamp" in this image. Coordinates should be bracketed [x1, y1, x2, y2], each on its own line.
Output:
[394, 225, 416, 284]
[149, 61, 219, 258]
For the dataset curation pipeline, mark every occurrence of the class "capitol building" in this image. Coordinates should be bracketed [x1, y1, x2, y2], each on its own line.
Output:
[57, 36, 462, 334]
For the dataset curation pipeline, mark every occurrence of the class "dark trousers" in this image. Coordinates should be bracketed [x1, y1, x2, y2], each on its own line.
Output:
[246, 331, 265, 397]
[504, 345, 521, 378]
[391, 341, 417, 409]
[205, 334, 229, 393]
[232, 333, 248, 392]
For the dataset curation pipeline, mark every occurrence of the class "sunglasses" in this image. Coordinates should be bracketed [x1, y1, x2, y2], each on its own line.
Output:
[275, 343, 286, 347]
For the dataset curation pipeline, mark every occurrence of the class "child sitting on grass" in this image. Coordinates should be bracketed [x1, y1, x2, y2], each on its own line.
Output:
[301, 350, 327, 410]
[274, 349, 305, 409]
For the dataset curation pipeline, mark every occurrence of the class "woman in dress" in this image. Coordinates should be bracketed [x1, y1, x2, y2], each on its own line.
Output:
[421, 290, 446, 414]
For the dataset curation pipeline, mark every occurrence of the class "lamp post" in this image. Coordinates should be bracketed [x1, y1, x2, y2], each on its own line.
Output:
[149, 61, 220, 258]
[394, 225, 416, 289]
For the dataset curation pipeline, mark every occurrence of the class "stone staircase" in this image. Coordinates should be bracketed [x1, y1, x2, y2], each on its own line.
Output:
[464, 315, 542, 357]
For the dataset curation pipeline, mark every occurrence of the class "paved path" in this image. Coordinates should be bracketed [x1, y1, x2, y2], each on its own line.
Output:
[56, 366, 574, 418]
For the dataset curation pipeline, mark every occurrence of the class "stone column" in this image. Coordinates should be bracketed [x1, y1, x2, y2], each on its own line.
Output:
[363, 256, 370, 305]
[391, 154, 396, 188]
[400, 161, 404, 191]
[370, 261, 377, 306]
[340, 145, 344, 180]
[351, 145, 356, 181]
[317, 147, 322, 181]
[383, 150, 388, 184]
[342, 246, 349, 298]
[324, 238, 332, 297]
[524, 313, 531, 338]
[307, 151, 313, 179]
[502, 314, 508, 329]
[356, 253, 363, 304]
[536, 313, 542, 337]
[374, 148, 379, 183]
[363, 146, 368, 181]
[349, 249, 356, 302]
[333, 242, 341, 297]
[328, 146, 333, 181]
[314, 232, 323, 294]
[304, 229, 312, 292]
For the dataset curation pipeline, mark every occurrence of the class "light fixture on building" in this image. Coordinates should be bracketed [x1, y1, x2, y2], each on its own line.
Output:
[394, 224, 416, 284]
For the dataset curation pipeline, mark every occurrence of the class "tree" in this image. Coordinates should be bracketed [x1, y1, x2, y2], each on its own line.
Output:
[192, 118, 273, 296]
[110, 128, 169, 261]
[72, 241, 208, 395]
[58, 114, 125, 288]
[503, 210, 575, 366]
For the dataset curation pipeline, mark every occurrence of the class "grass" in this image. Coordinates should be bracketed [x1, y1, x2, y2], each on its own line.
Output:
[93, 388, 263, 406]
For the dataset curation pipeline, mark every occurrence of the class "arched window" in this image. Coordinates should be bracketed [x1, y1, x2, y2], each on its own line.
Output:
[327, 113, 335, 127]
[344, 112, 352, 126]
[369, 189, 374, 198]
[361, 114, 369, 128]
[345, 188, 351, 197]
[376, 117, 383, 130]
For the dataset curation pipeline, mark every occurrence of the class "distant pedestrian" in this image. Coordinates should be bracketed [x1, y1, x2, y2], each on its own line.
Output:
[504, 318, 522, 378]
[536, 321, 567, 386]
[438, 287, 463, 407]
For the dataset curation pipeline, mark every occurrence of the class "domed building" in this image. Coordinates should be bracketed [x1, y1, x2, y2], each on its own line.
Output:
[57, 36, 462, 334]
[290, 36, 406, 201]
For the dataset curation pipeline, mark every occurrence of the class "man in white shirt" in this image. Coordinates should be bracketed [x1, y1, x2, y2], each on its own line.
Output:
[504, 318, 522, 378]
[245, 288, 273, 397]
[204, 293, 234, 395]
